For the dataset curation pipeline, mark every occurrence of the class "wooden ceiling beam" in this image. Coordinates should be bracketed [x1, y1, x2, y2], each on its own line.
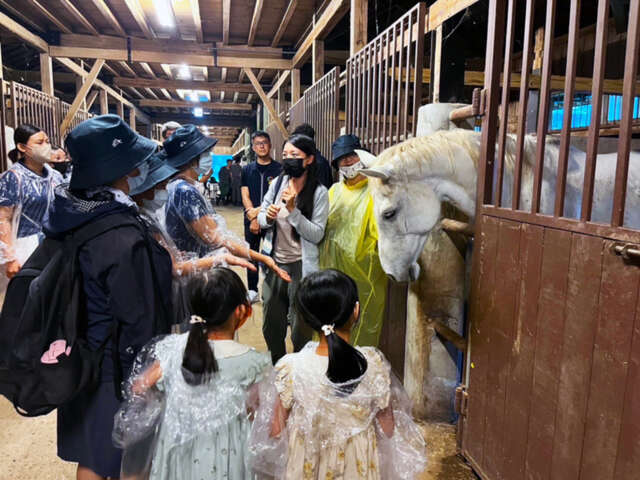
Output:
[139, 99, 253, 111]
[160, 88, 173, 99]
[272, 0, 299, 47]
[103, 61, 120, 76]
[222, 0, 231, 44]
[190, 0, 203, 42]
[144, 88, 159, 99]
[247, 0, 265, 46]
[27, 0, 72, 34]
[293, 0, 348, 68]
[245, 67, 287, 136]
[140, 62, 157, 78]
[0, 0, 46, 33]
[89, 0, 127, 36]
[113, 76, 260, 93]
[118, 61, 138, 77]
[123, 0, 155, 39]
[267, 70, 291, 98]
[0, 10, 48, 51]
[59, 0, 101, 36]
[61, 59, 105, 136]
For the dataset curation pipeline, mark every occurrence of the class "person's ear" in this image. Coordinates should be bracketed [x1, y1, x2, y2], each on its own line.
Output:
[16, 143, 27, 154]
[352, 301, 360, 325]
[234, 304, 252, 331]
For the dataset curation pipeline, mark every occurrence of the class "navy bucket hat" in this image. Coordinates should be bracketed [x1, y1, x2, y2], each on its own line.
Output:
[67, 114, 157, 190]
[331, 134, 363, 168]
[130, 150, 178, 196]
[164, 125, 218, 169]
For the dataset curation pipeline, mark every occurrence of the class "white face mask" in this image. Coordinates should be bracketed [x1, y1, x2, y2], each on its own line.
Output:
[340, 160, 364, 180]
[127, 161, 150, 192]
[143, 189, 168, 213]
[26, 143, 52, 164]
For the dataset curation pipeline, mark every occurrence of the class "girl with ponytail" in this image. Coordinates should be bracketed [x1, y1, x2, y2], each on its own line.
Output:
[114, 268, 272, 479]
[248, 269, 428, 480]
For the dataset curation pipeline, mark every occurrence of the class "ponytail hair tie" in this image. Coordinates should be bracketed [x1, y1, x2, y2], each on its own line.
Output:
[190, 315, 206, 325]
[321, 324, 335, 336]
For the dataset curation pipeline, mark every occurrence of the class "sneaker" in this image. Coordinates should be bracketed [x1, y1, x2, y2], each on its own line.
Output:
[247, 290, 260, 304]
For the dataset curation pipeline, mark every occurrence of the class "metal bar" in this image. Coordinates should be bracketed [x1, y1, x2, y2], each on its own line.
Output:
[389, 27, 397, 145]
[581, 0, 610, 222]
[346, 60, 351, 134]
[512, 0, 535, 209]
[366, 47, 372, 149]
[531, 0, 557, 214]
[396, 22, 404, 144]
[612, 0, 639, 226]
[496, 0, 516, 207]
[403, 12, 412, 140]
[334, 67, 340, 157]
[375, 38, 382, 152]
[382, 30, 390, 150]
[477, 0, 507, 207]
[555, 0, 581, 217]
[412, 3, 426, 138]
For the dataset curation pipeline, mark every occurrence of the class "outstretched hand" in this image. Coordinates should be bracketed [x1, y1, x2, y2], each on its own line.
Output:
[263, 256, 291, 282]
[222, 253, 257, 271]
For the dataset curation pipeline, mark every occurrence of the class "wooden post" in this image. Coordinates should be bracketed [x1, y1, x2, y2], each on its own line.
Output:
[60, 59, 105, 136]
[350, 0, 368, 56]
[313, 39, 325, 83]
[86, 89, 99, 111]
[117, 100, 124, 119]
[99, 89, 108, 114]
[39, 53, 54, 96]
[129, 107, 136, 131]
[433, 25, 443, 102]
[291, 68, 301, 103]
[526, 27, 545, 132]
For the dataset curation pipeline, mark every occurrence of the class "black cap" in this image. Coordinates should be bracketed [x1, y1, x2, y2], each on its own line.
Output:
[331, 134, 362, 168]
[67, 114, 157, 190]
[164, 125, 218, 169]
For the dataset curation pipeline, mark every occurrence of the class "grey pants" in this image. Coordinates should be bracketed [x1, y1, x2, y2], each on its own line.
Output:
[262, 260, 313, 364]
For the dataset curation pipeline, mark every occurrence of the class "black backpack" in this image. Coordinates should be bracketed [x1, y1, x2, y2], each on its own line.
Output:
[0, 213, 148, 417]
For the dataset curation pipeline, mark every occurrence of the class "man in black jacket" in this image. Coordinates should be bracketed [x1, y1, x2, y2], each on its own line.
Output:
[291, 123, 334, 189]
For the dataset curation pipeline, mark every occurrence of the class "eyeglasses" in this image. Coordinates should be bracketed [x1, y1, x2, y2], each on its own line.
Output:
[253, 141, 270, 147]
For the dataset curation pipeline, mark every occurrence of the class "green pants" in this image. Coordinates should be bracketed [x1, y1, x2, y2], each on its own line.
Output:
[262, 260, 313, 364]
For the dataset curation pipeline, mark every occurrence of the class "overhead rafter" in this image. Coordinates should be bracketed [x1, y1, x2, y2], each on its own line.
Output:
[27, 0, 72, 33]
[222, 0, 231, 44]
[144, 88, 159, 99]
[160, 88, 173, 99]
[0, 9, 48, 51]
[123, 0, 155, 39]
[220, 67, 228, 101]
[267, 70, 291, 98]
[190, 0, 204, 42]
[140, 62, 157, 78]
[89, 0, 127, 36]
[0, 0, 46, 33]
[113, 76, 261, 93]
[61, 59, 105, 136]
[118, 61, 138, 77]
[126, 86, 145, 99]
[292, 0, 348, 68]
[59, 0, 101, 36]
[103, 62, 120, 76]
[272, 0, 299, 47]
[245, 68, 287, 137]
[139, 99, 253, 111]
[247, 0, 265, 46]
[49, 35, 291, 69]
[86, 89, 100, 110]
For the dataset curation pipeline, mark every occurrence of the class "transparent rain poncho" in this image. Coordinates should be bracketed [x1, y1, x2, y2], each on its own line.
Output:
[0, 163, 62, 287]
[164, 177, 247, 259]
[319, 179, 388, 346]
[113, 333, 272, 480]
[248, 342, 428, 479]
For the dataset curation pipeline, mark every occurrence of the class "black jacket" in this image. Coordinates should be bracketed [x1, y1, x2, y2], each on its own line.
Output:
[315, 150, 334, 189]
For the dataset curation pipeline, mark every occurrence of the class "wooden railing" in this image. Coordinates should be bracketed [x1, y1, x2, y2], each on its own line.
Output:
[303, 67, 341, 160]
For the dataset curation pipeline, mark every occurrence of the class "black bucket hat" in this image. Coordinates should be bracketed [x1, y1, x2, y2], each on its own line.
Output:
[331, 134, 362, 169]
[164, 124, 218, 169]
[67, 114, 157, 190]
[130, 150, 178, 196]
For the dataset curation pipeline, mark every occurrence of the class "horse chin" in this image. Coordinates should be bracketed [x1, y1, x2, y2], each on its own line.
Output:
[409, 262, 421, 282]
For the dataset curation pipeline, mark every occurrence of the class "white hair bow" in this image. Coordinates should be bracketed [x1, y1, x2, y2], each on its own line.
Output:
[321, 324, 335, 336]
[190, 315, 206, 325]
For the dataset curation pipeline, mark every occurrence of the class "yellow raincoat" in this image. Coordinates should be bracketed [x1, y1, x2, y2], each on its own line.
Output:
[319, 178, 387, 346]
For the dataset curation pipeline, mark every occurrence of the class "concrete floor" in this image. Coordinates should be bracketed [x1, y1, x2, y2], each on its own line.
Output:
[0, 205, 476, 480]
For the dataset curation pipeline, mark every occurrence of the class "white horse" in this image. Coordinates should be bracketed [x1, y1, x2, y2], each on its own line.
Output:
[359, 129, 640, 281]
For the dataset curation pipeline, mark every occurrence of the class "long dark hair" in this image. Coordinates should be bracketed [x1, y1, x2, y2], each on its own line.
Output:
[9, 124, 41, 163]
[283, 134, 320, 228]
[182, 268, 249, 385]
[295, 269, 368, 390]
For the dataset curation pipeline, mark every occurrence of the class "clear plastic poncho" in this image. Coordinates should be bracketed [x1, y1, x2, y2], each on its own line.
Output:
[318, 179, 388, 346]
[248, 342, 427, 479]
[113, 334, 271, 479]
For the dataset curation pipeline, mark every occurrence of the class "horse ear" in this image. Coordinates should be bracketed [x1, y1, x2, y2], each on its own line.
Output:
[361, 165, 393, 182]
[354, 149, 378, 168]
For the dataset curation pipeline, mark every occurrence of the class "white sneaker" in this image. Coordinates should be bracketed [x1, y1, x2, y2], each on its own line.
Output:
[247, 290, 260, 304]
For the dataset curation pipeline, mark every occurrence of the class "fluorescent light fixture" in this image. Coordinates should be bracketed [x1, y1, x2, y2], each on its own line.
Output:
[153, 0, 174, 27]
[178, 64, 191, 80]
[193, 107, 203, 117]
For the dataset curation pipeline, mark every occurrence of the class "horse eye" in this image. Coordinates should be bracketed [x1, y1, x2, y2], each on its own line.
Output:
[383, 208, 397, 220]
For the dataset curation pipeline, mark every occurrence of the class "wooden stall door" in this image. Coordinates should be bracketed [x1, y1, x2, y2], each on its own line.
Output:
[461, 0, 640, 478]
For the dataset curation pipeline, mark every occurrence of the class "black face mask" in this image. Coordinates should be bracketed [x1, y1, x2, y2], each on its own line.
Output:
[282, 157, 306, 178]
[52, 161, 71, 176]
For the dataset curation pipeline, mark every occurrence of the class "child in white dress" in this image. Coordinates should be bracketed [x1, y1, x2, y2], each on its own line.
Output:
[249, 269, 427, 479]
[113, 268, 271, 479]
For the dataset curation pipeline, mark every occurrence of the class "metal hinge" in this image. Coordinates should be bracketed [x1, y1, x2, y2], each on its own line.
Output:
[455, 385, 469, 416]
[611, 242, 640, 261]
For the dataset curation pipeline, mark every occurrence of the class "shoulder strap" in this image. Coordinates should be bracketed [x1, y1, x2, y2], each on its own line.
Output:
[68, 212, 140, 248]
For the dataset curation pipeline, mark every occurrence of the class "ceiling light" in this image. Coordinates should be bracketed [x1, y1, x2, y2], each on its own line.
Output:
[193, 107, 203, 118]
[178, 64, 191, 80]
[153, 0, 175, 27]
